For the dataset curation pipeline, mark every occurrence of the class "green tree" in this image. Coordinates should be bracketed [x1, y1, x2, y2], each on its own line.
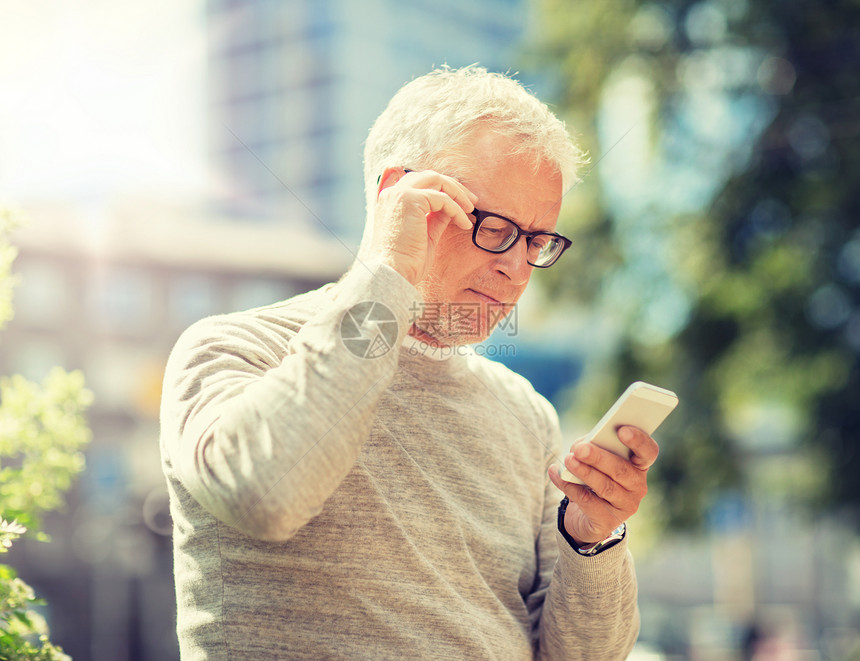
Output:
[532, 0, 859, 531]
[0, 209, 93, 660]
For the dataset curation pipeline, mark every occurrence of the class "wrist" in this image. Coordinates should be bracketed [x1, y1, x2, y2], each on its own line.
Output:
[556, 497, 627, 556]
[574, 523, 626, 556]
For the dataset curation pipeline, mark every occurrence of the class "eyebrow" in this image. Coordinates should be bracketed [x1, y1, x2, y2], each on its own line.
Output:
[475, 207, 560, 235]
[474, 209, 567, 240]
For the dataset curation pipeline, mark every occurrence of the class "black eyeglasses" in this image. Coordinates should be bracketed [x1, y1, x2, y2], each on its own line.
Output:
[470, 209, 571, 268]
[397, 169, 571, 268]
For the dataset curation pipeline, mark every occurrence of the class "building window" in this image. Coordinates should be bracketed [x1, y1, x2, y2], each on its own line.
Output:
[88, 267, 155, 335]
[230, 277, 294, 312]
[13, 258, 70, 328]
[168, 274, 221, 327]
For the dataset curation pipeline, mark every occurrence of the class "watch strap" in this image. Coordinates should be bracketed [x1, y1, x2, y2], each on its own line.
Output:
[557, 496, 627, 556]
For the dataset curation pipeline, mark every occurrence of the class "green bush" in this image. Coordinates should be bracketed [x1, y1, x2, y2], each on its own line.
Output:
[0, 208, 93, 660]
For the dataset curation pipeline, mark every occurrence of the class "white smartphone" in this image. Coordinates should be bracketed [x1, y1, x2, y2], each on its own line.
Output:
[560, 381, 679, 484]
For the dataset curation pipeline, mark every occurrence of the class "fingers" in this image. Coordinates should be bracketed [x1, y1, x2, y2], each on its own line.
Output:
[548, 464, 624, 545]
[567, 442, 639, 493]
[617, 426, 660, 470]
[557, 427, 658, 511]
[400, 169, 478, 230]
[550, 428, 659, 545]
[369, 167, 478, 284]
[565, 427, 658, 488]
[381, 168, 476, 229]
[420, 189, 473, 234]
[548, 463, 595, 502]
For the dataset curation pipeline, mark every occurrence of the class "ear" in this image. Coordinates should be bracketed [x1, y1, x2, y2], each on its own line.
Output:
[377, 167, 409, 198]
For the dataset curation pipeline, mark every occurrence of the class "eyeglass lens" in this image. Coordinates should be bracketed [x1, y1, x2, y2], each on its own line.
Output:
[474, 215, 564, 267]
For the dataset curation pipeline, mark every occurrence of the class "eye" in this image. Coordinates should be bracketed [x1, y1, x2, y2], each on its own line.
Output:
[530, 234, 554, 250]
[479, 216, 511, 232]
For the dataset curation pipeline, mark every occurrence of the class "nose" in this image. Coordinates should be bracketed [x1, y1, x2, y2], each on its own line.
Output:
[492, 236, 532, 286]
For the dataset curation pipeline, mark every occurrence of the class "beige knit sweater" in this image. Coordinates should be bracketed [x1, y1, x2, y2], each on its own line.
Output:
[159, 262, 639, 660]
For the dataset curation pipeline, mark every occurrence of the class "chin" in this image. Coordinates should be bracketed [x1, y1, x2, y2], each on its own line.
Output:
[446, 331, 490, 347]
[412, 316, 496, 347]
[412, 283, 514, 345]
[441, 315, 503, 347]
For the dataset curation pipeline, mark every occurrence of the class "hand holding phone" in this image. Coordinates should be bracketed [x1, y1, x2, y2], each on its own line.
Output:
[560, 381, 678, 484]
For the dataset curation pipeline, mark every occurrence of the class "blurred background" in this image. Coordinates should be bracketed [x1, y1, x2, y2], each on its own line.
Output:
[0, 0, 858, 659]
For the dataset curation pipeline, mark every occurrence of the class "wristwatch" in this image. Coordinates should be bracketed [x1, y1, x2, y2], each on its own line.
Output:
[557, 497, 627, 556]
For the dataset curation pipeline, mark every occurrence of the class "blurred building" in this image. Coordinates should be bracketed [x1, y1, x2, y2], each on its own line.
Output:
[1, 200, 350, 660]
[205, 0, 529, 239]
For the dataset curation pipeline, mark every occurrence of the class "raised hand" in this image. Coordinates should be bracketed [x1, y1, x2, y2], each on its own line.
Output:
[360, 168, 478, 285]
[548, 426, 659, 547]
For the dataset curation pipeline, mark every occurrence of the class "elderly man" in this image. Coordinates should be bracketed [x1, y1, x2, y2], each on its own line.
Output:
[160, 66, 657, 659]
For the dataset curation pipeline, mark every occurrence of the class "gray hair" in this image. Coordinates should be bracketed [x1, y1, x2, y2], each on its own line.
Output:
[362, 65, 586, 217]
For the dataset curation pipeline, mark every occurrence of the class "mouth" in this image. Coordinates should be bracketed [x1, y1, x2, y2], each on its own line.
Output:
[467, 289, 505, 305]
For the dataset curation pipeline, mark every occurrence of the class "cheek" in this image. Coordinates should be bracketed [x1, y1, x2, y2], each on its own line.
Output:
[438, 222, 472, 249]
[432, 229, 475, 273]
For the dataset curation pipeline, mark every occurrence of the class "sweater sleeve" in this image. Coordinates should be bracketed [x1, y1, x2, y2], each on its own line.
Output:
[531, 407, 641, 660]
[159, 262, 419, 542]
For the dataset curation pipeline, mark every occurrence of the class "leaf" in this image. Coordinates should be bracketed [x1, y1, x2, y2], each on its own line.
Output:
[0, 205, 84, 661]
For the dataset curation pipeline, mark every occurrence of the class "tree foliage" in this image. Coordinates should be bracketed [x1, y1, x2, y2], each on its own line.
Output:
[533, 0, 860, 531]
[0, 211, 93, 660]
[0, 208, 20, 332]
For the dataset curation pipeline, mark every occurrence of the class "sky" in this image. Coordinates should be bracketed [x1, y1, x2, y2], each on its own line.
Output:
[0, 0, 208, 203]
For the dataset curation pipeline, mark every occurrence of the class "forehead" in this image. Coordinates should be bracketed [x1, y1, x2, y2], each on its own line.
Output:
[450, 130, 563, 229]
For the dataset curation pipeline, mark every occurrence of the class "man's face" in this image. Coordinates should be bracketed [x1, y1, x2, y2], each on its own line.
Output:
[414, 130, 564, 345]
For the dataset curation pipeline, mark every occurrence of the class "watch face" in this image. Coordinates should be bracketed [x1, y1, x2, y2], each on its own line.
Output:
[578, 523, 626, 556]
